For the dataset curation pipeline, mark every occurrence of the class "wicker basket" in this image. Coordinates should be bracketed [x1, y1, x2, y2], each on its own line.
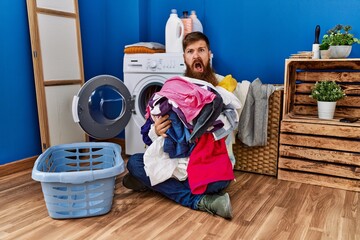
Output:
[233, 89, 283, 176]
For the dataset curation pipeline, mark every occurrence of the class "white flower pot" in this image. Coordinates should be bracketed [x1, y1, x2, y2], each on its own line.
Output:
[317, 101, 337, 119]
[329, 45, 352, 59]
[320, 50, 330, 59]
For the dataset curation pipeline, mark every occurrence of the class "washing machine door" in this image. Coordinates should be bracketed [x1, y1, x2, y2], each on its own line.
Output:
[72, 75, 133, 139]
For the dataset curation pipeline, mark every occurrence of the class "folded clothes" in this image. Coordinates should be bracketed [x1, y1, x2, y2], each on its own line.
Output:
[124, 42, 165, 49]
[124, 46, 165, 54]
[124, 42, 166, 54]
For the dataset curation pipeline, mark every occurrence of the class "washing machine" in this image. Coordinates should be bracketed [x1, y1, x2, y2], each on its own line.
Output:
[72, 53, 185, 155]
[123, 53, 185, 154]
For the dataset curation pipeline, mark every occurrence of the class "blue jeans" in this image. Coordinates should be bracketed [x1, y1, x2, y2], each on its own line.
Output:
[126, 153, 231, 210]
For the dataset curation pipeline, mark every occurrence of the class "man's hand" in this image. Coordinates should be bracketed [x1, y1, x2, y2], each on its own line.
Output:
[154, 115, 171, 137]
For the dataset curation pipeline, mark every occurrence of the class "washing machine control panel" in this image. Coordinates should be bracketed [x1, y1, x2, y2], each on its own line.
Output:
[124, 53, 186, 74]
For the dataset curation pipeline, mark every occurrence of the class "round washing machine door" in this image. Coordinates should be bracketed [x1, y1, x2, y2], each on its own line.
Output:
[72, 75, 133, 139]
[131, 75, 167, 128]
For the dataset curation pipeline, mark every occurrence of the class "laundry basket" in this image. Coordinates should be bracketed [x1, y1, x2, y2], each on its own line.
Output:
[32, 142, 125, 219]
[233, 89, 283, 176]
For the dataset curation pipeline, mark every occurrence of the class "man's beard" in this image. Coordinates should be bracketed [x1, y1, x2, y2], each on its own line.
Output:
[185, 62, 218, 86]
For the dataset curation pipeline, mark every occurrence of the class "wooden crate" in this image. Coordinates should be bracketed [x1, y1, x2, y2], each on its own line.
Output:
[278, 59, 360, 191]
[283, 59, 360, 119]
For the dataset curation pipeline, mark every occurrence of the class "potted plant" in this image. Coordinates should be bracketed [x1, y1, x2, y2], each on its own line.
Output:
[319, 42, 330, 59]
[320, 24, 360, 59]
[310, 80, 346, 119]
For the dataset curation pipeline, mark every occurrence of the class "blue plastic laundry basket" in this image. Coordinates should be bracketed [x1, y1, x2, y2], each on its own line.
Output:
[32, 142, 125, 219]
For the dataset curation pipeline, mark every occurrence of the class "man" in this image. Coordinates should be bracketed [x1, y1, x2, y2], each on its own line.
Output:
[123, 32, 234, 219]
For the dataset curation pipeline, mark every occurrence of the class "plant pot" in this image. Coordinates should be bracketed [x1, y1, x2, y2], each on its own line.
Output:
[320, 49, 331, 59]
[329, 45, 352, 59]
[317, 101, 337, 119]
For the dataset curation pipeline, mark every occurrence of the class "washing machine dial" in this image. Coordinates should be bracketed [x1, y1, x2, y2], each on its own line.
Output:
[149, 60, 157, 69]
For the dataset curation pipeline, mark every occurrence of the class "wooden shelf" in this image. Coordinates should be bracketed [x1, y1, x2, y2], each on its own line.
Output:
[278, 59, 360, 192]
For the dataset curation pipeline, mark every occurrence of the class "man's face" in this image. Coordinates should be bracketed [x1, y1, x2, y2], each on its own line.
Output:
[183, 40, 212, 77]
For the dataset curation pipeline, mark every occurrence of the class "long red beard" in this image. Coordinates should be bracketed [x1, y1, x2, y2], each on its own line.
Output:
[185, 62, 218, 86]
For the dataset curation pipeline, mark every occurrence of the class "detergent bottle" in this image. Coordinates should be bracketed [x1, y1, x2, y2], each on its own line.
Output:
[181, 11, 192, 36]
[190, 10, 203, 33]
[165, 9, 184, 53]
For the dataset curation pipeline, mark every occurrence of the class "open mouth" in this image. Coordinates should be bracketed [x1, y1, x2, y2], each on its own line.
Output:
[193, 61, 204, 73]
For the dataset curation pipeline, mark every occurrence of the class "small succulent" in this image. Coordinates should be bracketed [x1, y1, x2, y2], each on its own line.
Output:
[310, 81, 346, 102]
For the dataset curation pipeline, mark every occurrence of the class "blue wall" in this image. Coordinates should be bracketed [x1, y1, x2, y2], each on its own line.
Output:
[146, 0, 360, 83]
[1, 0, 360, 164]
[1, 0, 41, 164]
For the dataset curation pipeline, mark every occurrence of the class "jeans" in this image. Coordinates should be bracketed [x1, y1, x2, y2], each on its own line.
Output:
[126, 153, 231, 210]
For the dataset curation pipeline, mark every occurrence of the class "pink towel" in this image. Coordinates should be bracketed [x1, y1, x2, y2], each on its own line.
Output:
[187, 133, 234, 194]
[156, 76, 216, 122]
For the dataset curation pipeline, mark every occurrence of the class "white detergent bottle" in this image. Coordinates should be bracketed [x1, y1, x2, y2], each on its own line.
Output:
[190, 10, 203, 33]
[165, 9, 184, 53]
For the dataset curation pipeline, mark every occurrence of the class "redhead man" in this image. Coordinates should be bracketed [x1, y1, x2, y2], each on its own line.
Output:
[123, 32, 234, 219]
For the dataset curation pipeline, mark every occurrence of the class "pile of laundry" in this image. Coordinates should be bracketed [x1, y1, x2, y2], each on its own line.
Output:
[141, 75, 241, 194]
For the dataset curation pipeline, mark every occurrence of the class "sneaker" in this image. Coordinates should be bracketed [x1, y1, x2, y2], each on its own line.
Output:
[122, 173, 147, 192]
[197, 192, 233, 219]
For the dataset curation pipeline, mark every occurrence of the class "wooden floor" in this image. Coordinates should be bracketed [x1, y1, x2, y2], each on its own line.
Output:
[1, 166, 359, 240]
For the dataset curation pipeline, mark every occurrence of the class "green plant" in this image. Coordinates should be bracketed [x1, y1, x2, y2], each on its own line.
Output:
[310, 81, 346, 102]
[321, 24, 360, 46]
[319, 42, 329, 50]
